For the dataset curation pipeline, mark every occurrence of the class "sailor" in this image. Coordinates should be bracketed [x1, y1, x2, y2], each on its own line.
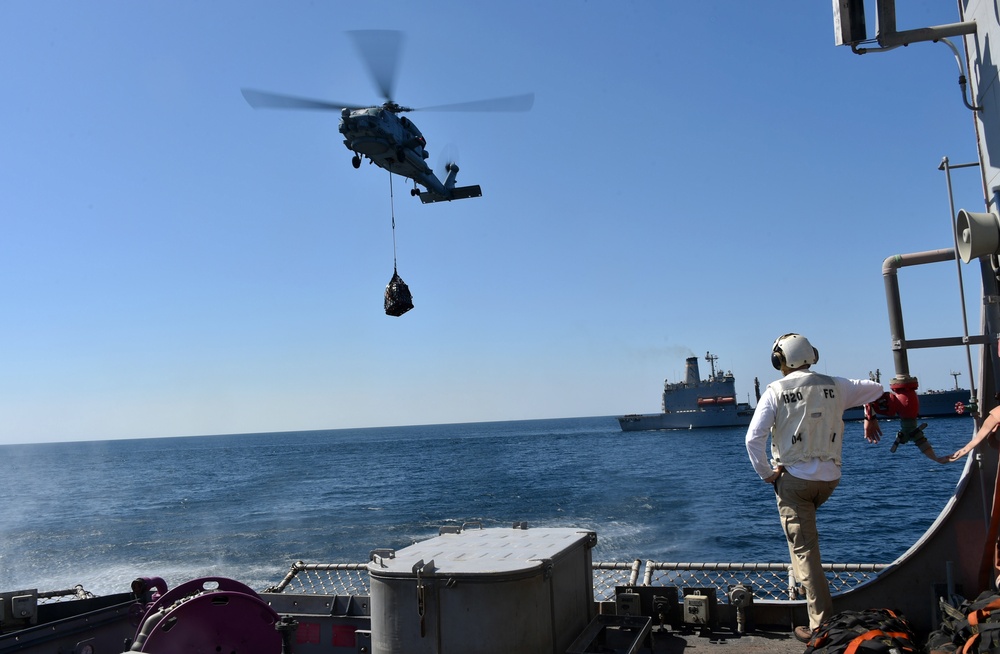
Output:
[744, 333, 884, 643]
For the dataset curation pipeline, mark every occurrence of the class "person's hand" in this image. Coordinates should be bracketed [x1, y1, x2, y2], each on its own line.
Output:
[764, 469, 781, 483]
[864, 416, 882, 444]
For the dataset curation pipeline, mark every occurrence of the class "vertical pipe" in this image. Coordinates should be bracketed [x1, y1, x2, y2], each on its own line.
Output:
[882, 255, 913, 380]
[882, 249, 959, 383]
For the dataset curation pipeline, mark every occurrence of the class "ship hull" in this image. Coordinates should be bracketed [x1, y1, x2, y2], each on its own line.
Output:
[843, 389, 973, 421]
[618, 405, 753, 431]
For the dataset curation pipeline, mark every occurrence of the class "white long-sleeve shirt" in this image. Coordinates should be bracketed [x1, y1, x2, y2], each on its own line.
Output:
[745, 369, 884, 481]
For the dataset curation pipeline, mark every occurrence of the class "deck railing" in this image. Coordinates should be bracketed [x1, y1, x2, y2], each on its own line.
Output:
[639, 561, 887, 603]
[37, 559, 886, 605]
[262, 559, 888, 603]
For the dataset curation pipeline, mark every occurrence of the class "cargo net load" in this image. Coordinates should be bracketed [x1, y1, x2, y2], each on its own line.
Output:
[384, 269, 413, 317]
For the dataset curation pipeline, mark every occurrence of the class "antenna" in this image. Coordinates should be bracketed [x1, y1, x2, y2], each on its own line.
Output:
[705, 352, 718, 379]
[950, 370, 962, 390]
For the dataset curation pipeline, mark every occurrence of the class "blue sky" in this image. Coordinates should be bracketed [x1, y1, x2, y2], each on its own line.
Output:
[0, 1, 986, 444]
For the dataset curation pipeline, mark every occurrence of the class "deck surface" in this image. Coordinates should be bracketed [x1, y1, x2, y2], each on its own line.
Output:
[649, 628, 805, 653]
[579, 624, 807, 654]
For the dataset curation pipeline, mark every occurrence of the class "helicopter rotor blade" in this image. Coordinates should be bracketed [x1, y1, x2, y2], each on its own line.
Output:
[416, 92, 535, 113]
[348, 30, 404, 103]
[241, 88, 368, 112]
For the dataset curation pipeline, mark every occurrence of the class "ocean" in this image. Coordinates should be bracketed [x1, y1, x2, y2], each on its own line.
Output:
[0, 416, 974, 595]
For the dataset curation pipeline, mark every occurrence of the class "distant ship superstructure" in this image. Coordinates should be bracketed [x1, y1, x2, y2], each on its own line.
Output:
[618, 352, 754, 431]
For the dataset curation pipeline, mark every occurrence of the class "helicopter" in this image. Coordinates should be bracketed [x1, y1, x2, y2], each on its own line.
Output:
[241, 30, 533, 204]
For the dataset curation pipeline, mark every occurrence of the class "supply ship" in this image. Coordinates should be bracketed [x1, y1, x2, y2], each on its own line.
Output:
[619, 355, 975, 430]
[617, 352, 756, 431]
[6, 2, 1000, 653]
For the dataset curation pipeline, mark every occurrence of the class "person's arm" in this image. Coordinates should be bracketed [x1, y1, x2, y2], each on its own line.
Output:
[840, 378, 885, 408]
[746, 390, 778, 481]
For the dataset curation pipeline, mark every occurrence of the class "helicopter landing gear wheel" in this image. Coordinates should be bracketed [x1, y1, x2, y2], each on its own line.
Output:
[410, 188, 419, 197]
[352, 155, 361, 169]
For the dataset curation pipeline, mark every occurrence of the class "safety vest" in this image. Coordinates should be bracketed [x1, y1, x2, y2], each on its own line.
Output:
[768, 372, 844, 467]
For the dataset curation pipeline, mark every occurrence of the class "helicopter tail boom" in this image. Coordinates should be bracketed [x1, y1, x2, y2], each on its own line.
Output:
[415, 162, 482, 203]
[418, 184, 482, 204]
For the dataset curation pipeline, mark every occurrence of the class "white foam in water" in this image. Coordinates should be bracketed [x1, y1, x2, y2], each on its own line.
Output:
[11, 560, 292, 597]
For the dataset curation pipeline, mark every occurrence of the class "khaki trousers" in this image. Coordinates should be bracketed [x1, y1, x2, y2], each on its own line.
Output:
[774, 472, 839, 629]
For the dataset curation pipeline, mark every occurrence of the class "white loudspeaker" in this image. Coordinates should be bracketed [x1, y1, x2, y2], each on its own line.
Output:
[956, 210, 1000, 263]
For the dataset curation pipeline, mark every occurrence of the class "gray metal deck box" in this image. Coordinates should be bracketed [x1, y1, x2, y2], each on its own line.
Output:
[368, 526, 596, 654]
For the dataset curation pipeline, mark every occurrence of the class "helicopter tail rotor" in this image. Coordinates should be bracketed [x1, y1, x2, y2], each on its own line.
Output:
[443, 162, 460, 189]
[435, 143, 460, 181]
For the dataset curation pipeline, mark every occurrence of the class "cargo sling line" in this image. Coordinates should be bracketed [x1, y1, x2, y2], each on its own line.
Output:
[390, 172, 399, 271]
[384, 172, 413, 316]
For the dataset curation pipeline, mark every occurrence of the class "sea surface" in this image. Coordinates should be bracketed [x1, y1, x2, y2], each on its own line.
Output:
[0, 416, 976, 595]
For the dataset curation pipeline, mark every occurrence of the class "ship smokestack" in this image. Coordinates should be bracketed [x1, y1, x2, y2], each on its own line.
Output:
[685, 357, 700, 386]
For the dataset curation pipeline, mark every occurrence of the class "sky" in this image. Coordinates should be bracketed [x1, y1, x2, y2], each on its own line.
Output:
[0, 1, 989, 444]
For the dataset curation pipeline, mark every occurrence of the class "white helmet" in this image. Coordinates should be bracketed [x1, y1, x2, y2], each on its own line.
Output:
[771, 333, 819, 370]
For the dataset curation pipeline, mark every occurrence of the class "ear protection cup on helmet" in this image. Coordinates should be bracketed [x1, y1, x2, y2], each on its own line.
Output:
[771, 345, 785, 370]
[771, 333, 819, 370]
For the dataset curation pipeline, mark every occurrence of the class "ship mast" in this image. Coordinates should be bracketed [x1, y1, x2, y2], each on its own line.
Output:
[950, 370, 961, 390]
[705, 352, 718, 380]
